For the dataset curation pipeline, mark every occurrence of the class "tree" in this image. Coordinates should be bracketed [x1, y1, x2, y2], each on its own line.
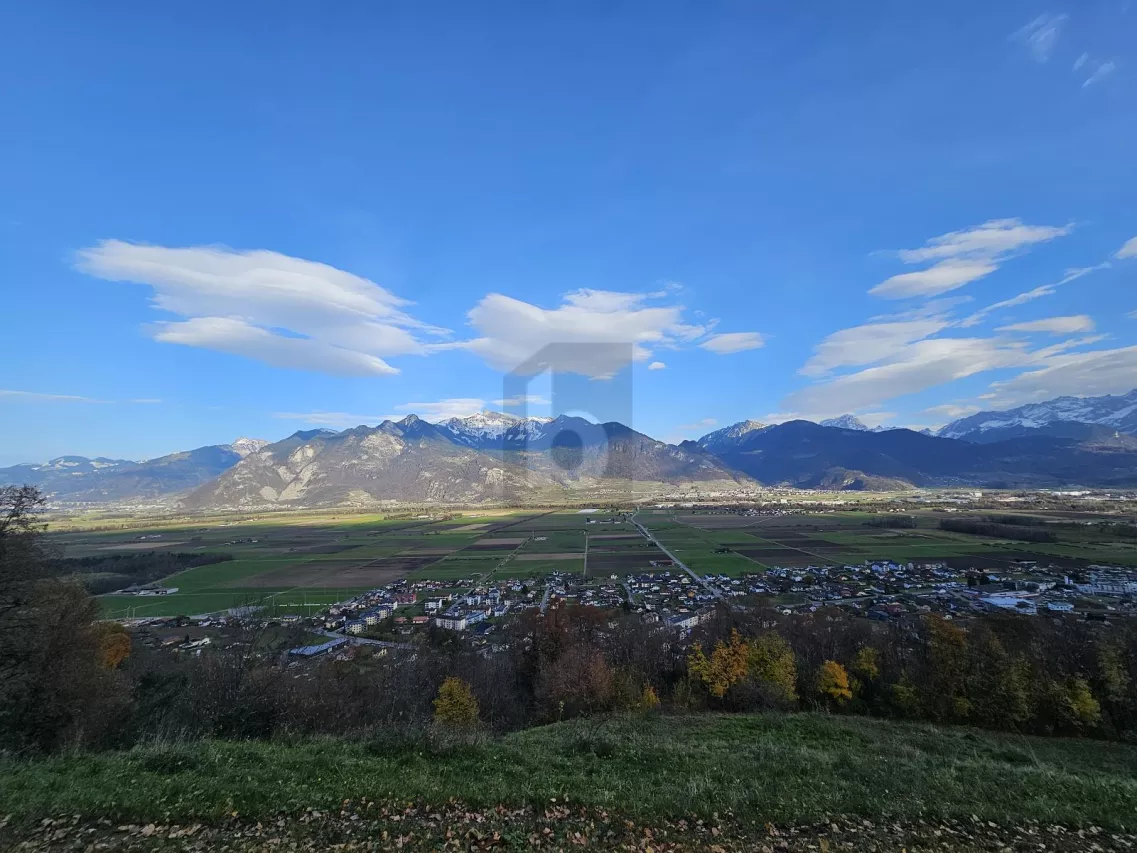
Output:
[746, 632, 798, 704]
[536, 645, 615, 720]
[638, 684, 661, 713]
[99, 622, 133, 669]
[924, 616, 971, 721]
[433, 676, 480, 729]
[815, 660, 852, 705]
[688, 629, 749, 699]
[0, 487, 123, 752]
[1063, 677, 1102, 730]
[849, 646, 880, 683]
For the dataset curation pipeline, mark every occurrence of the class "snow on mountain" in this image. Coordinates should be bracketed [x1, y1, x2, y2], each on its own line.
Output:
[938, 390, 1137, 441]
[820, 415, 871, 432]
[436, 410, 555, 448]
[228, 437, 270, 457]
[696, 420, 768, 454]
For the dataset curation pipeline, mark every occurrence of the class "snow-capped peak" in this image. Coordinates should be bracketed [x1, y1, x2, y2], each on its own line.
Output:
[229, 437, 269, 457]
[434, 410, 555, 448]
[696, 420, 768, 452]
[820, 415, 871, 432]
[938, 389, 1137, 440]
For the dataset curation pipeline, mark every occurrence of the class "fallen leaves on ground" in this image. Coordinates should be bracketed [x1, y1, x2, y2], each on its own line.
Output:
[2, 804, 1134, 851]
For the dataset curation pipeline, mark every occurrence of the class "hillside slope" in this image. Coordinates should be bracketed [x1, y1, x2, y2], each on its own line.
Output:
[3, 713, 1135, 851]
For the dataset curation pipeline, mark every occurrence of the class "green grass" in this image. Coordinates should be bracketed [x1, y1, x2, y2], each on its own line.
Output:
[2, 714, 1135, 829]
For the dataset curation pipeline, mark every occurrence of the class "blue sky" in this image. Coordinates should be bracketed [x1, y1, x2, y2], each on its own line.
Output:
[1, 1, 1134, 466]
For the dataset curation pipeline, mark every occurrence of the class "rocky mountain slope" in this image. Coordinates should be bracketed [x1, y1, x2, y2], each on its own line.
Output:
[696, 420, 768, 454]
[939, 390, 1137, 442]
[182, 415, 747, 509]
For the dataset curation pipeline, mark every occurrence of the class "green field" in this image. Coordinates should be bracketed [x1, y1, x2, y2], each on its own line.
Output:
[60, 510, 585, 617]
[50, 505, 1136, 618]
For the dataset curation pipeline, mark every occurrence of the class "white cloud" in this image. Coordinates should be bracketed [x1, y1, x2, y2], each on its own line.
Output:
[1074, 52, 1089, 71]
[699, 332, 765, 354]
[997, 315, 1096, 335]
[871, 261, 997, 299]
[783, 337, 1031, 418]
[647, 361, 667, 370]
[872, 219, 1072, 300]
[1082, 59, 1117, 88]
[1011, 13, 1068, 63]
[76, 240, 446, 376]
[988, 345, 1137, 406]
[394, 398, 487, 420]
[894, 219, 1071, 263]
[460, 288, 731, 378]
[1117, 237, 1137, 259]
[273, 411, 392, 428]
[960, 264, 1108, 327]
[273, 398, 489, 428]
[494, 394, 550, 407]
[153, 317, 399, 376]
[0, 389, 104, 403]
[801, 317, 951, 377]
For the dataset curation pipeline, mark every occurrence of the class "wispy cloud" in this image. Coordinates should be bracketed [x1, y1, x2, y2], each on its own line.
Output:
[1117, 236, 1137, 259]
[394, 399, 487, 420]
[272, 411, 393, 428]
[987, 344, 1137, 406]
[1011, 13, 1068, 63]
[871, 219, 1072, 299]
[647, 361, 667, 370]
[996, 315, 1095, 335]
[959, 263, 1108, 328]
[783, 337, 1033, 419]
[494, 394, 550, 407]
[0, 389, 104, 403]
[699, 332, 765, 354]
[802, 317, 952, 377]
[1080, 58, 1117, 87]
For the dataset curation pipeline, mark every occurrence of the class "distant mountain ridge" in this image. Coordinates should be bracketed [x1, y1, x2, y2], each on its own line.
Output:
[696, 417, 1137, 489]
[939, 390, 1137, 443]
[0, 439, 265, 504]
[8, 392, 1137, 507]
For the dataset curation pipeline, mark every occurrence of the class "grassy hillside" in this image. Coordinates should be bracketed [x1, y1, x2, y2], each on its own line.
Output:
[3, 713, 1136, 850]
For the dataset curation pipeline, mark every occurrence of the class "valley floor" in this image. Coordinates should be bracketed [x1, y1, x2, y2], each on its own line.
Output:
[2, 713, 1136, 850]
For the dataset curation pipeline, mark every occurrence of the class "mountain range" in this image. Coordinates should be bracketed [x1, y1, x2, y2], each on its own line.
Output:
[937, 390, 1137, 443]
[4, 390, 1137, 508]
[0, 439, 267, 504]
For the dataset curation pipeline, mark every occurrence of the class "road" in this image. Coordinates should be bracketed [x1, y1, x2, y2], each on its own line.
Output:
[630, 511, 724, 601]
